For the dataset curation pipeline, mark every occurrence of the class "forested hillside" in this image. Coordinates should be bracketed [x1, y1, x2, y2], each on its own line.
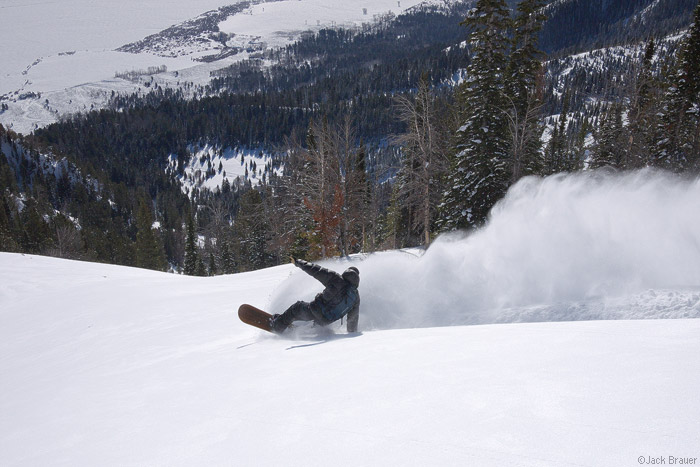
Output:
[540, 0, 698, 54]
[1, 0, 698, 273]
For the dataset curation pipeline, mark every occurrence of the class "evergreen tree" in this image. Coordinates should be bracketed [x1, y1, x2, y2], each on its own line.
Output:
[183, 215, 199, 275]
[571, 118, 591, 170]
[0, 193, 19, 252]
[381, 182, 403, 250]
[381, 177, 422, 250]
[0, 151, 18, 195]
[19, 199, 53, 254]
[590, 103, 628, 169]
[628, 38, 660, 168]
[352, 142, 372, 252]
[555, 94, 570, 170]
[544, 122, 562, 175]
[439, 0, 513, 230]
[208, 251, 218, 276]
[544, 92, 583, 173]
[195, 256, 207, 277]
[219, 238, 236, 274]
[134, 200, 167, 271]
[656, 1, 700, 171]
[233, 189, 269, 271]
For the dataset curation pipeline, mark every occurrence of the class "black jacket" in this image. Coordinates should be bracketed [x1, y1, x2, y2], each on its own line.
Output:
[295, 259, 360, 332]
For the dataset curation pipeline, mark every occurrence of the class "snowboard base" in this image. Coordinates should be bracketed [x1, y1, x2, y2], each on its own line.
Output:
[238, 304, 274, 333]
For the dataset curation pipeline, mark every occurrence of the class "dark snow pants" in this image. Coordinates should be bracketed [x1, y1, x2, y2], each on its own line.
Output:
[278, 300, 328, 328]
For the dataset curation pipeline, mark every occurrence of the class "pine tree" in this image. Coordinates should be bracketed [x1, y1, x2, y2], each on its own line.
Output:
[233, 189, 269, 271]
[544, 122, 561, 175]
[381, 182, 404, 250]
[183, 215, 198, 275]
[195, 256, 207, 277]
[19, 200, 52, 254]
[208, 251, 217, 276]
[219, 238, 236, 274]
[352, 142, 372, 252]
[590, 103, 628, 169]
[0, 193, 19, 252]
[134, 200, 167, 271]
[439, 0, 513, 231]
[544, 92, 583, 173]
[571, 118, 591, 170]
[656, 1, 700, 171]
[628, 38, 660, 168]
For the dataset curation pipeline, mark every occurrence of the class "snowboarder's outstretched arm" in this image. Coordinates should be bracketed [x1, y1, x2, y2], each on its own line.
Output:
[293, 258, 339, 286]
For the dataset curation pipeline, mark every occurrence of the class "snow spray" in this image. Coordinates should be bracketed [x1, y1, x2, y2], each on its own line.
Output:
[270, 169, 700, 329]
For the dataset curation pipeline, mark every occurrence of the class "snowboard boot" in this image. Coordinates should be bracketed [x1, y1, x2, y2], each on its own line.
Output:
[269, 314, 289, 334]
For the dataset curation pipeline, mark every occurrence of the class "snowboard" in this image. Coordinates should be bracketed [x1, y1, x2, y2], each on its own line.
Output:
[238, 304, 275, 333]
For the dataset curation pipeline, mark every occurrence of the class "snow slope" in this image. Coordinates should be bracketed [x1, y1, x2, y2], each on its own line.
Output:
[217, 0, 436, 50]
[2, 170, 700, 466]
[1, 254, 699, 467]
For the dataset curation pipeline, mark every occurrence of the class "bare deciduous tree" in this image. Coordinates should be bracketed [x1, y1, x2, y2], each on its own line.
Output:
[52, 220, 82, 259]
[394, 78, 450, 246]
[500, 85, 545, 183]
[284, 117, 370, 259]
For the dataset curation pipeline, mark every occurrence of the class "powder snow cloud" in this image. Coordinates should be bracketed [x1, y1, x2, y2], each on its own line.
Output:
[270, 169, 700, 330]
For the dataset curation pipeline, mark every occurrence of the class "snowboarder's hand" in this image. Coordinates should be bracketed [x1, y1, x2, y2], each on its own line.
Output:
[290, 256, 296, 265]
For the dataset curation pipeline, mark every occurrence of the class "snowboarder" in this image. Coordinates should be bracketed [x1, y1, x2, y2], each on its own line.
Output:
[270, 258, 360, 333]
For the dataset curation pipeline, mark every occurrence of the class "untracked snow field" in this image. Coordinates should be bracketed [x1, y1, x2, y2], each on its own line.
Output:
[1, 253, 699, 467]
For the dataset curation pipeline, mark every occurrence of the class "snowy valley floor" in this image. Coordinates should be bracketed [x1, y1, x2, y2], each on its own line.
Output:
[1, 253, 699, 467]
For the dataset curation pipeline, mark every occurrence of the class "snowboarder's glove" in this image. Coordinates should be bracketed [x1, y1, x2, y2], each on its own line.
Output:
[290, 256, 298, 266]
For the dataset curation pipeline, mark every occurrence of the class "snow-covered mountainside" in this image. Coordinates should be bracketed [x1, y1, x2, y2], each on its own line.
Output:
[167, 144, 284, 195]
[0, 0, 447, 134]
[1, 134, 84, 189]
[2, 169, 700, 465]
